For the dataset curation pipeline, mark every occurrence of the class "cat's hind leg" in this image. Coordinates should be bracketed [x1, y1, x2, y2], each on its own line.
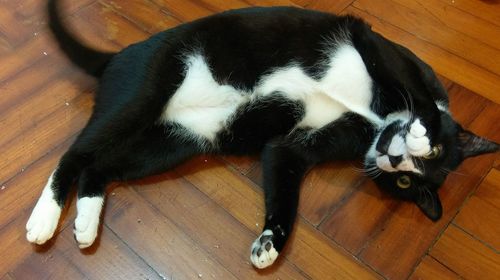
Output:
[72, 125, 205, 248]
[26, 151, 86, 244]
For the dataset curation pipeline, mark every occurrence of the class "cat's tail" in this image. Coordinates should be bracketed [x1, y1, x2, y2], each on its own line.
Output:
[48, 0, 117, 77]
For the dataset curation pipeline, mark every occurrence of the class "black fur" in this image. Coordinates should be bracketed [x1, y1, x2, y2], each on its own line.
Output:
[42, 0, 499, 266]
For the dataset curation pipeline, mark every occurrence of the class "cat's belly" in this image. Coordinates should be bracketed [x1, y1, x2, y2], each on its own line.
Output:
[160, 44, 381, 142]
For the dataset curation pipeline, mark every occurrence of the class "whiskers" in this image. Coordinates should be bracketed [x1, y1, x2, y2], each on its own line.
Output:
[352, 163, 383, 178]
[418, 186, 434, 205]
[396, 86, 416, 130]
[439, 167, 467, 177]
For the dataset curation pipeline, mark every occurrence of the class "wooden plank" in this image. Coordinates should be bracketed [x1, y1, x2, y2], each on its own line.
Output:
[151, 0, 214, 21]
[393, 0, 500, 50]
[290, 0, 313, 7]
[409, 255, 460, 280]
[299, 162, 365, 226]
[430, 225, 500, 280]
[454, 196, 500, 250]
[474, 168, 500, 207]
[244, 0, 298, 6]
[71, 1, 149, 50]
[437, 0, 500, 27]
[99, 0, 181, 33]
[197, 0, 250, 11]
[222, 156, 258, 176]
[0, 139, 73, 234]
[0, 56, 77, 113]
[353, 0, 500, 74]
[304, 0, 355, 13]
[0, 32, 57, 82]
[0, 70, 92, 150]
[177, 157, 381, 280]
[105, 186, 238, 280]
[50, 224, 160, 280]
[0, 215, 40, 276]
[344, 7, 500, 104]
[454, 169, 500, 250]
[319, 180, 399, 255]
[0, 93, 92, 185]
[446, 84, 489, 126]
[0, 0, 95, 48]
[10, 240, 86, 280]
[135, 172, 308, 279]
[0, 273, 14, 280]
[247, 161, 365, 226]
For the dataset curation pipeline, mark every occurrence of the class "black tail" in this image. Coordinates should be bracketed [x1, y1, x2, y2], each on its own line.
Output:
[48, 0, 116, 77]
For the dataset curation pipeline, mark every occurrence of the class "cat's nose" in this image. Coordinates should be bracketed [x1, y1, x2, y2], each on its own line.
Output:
[388, 155, 403, 168]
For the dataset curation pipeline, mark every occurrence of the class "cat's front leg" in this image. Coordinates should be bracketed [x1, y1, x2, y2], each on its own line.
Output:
[250, 137, 310, 269]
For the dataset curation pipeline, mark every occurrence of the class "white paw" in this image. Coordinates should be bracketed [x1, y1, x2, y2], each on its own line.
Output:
[74, 196, 104, 248]
[26, 184, 62, 245]
[250, 230, 279, 269]
[406, 119, 431, 156]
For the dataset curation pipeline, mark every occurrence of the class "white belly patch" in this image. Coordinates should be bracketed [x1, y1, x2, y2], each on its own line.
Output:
[160, 45, 379, 141]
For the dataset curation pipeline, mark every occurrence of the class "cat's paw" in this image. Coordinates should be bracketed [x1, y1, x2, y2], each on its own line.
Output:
[74, 197, 104, 248]
[26, 197, 61, 245]
[406, 119, 431, 156]
[250, 229, 279, 269]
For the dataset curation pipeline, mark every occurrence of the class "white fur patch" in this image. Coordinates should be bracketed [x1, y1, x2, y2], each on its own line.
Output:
[161, 44, 381, 141]
[74, 196, 104, 248]
[435, 100, 449, 113]
[388, 135, 406, 156]
[26, 170, 62, 245]
[160, 55, 247, 141]
[250, 229, 279, 269]
[319, 45, 381, 125]
[375, 155, 398, 172]
[257, 66, 349, 128]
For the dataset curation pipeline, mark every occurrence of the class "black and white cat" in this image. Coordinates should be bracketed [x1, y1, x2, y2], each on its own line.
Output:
[27, 0, 498, 269]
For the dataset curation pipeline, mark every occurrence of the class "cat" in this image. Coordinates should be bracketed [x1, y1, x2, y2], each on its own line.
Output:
[27, 0, 498, 269]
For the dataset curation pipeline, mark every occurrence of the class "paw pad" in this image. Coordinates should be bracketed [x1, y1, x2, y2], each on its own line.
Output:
[250, 230, 279, 269]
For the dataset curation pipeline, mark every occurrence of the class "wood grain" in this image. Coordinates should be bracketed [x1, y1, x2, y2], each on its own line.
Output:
[454, 169, 500, 250]
[0, 1, 499, 279]
[177, 157, 381, 280]
[409, 255, 460, 280]
[344, 6, 500, 104]
[430, 225, 500, 280]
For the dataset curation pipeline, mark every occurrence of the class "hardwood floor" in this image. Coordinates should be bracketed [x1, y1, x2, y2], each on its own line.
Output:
[1, 0, 499, 279]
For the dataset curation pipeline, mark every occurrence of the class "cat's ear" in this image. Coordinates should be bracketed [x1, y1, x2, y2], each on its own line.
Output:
[458, 129, 499, 158]
[414, 189, 442, 221]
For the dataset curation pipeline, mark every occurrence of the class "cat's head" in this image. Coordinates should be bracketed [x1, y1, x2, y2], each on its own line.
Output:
[364, 107, 499, 221]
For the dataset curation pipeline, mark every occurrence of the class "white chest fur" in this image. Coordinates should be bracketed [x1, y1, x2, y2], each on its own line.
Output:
[160, 44, 381, 141]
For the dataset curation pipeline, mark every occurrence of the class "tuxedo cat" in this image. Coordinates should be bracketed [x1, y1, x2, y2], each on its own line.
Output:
[27, 0, 498, 269]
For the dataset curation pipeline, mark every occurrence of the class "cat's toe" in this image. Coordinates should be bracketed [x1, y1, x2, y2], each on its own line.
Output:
[250, 229, 279, 269]
[406, 119, 431, 156]
[26, 200, 61, 245]
[74, 197, 104, 249]
[409, 119, 427, 138]
[406, 134, 431, 156]
[74, 214, 100, 248]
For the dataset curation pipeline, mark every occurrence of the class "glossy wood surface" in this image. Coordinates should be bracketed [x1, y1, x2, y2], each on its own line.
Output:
[0, 0, 499, 279]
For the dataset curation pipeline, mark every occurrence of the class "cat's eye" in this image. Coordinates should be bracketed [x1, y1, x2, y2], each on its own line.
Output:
[397, 175, 411, 189]
[423, 144, 442, 160]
